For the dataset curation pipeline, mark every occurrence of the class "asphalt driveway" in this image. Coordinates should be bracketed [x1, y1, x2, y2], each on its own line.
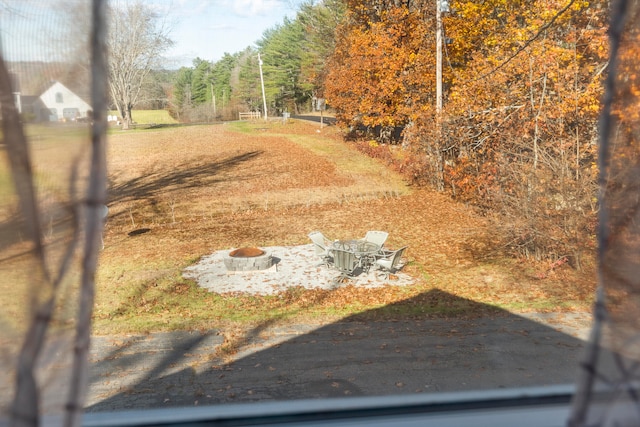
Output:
[84, 310, 592, 412]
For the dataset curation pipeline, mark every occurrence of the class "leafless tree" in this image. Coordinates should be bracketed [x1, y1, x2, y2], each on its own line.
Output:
[569, 1, 640, 426]
[107, 0, 173, 130]
[0, 0, 108, 426]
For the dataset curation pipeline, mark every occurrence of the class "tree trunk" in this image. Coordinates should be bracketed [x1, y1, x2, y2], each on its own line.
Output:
[115, 103, 128, 130]
[118, 104, 132, 130]
[122, 110, 131, 130]
[125, 105, 133, 129]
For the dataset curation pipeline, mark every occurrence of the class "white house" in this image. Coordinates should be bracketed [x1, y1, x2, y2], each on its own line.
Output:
[23, 81, 92, 122]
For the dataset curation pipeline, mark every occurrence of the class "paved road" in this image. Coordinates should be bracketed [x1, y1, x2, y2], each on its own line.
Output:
[83, 312, 592, 412]
[292, 114, 337, 126]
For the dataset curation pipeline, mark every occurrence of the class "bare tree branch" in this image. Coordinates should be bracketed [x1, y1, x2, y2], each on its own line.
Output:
[0, 44, 50, 427]
[568, 0, 632, 425]
[63, 0, 108, 425]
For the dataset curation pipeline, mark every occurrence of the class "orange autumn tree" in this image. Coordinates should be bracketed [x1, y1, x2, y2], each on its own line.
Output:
[324, 0, 608, 263]
[408, 0, 609, 263]
[325, 1, 434, 140]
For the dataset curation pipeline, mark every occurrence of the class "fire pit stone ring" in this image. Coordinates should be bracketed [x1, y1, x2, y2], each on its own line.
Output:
[223, 247, 273, 271]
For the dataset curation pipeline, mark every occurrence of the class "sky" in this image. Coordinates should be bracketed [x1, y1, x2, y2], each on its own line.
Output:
[0, 0, 307, 68]
[155, 0, 307, 68]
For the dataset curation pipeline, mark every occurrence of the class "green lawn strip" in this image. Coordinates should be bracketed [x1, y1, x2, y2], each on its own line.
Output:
[92, 260, 542, 336]
[284, 134, 409, 191]
[109, 109, 178, 125]
[226, 120, 255, 133]
[498, 300, 592, 313]
[227, 120, 411, 197]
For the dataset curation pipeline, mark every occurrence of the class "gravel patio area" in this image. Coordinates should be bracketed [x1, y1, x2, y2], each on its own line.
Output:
[182, 244, 416, 295]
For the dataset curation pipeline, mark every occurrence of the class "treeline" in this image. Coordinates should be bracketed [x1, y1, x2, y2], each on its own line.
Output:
[330, 0, 608, 266]
[167, 0, 344, 122]
[168, 0, 608, 266]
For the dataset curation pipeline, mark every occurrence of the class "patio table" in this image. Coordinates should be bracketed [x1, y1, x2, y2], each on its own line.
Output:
[331, 240, 381, 271]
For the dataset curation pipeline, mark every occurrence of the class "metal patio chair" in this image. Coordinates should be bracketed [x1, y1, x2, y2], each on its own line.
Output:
[331, 248, 358, 284]
[308, 230, 333, 267]
[374, 246, 408, 280]
[363, 230, 389, 248]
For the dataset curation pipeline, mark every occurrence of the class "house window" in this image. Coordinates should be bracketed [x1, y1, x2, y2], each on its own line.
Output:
[55, 92, 63, 103]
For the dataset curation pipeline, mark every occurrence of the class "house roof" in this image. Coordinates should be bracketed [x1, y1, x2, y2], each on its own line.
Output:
[7, 61, 90, 101]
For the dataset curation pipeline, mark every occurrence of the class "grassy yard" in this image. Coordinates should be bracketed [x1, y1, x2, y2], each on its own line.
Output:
[109, 109, 178, 125]
[0, 119, 597, 337]
[92, 120, 596, 335]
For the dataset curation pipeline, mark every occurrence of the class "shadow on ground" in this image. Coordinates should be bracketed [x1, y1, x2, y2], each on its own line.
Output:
[85, 289, 590, 412]
[108, 150, 263, 206]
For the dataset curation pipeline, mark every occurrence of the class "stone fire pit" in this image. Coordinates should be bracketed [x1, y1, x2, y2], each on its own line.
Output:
[223, 247, 273, 271]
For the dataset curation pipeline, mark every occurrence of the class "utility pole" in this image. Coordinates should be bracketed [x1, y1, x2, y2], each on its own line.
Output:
[435, 0, 449, 191]
[258, 52, 268, 121]
[436, 0, 443, 118]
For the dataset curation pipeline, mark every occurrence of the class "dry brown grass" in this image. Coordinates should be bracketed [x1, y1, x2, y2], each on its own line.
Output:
[0, 120, 596, 336]
[88, 120, 598, 334]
